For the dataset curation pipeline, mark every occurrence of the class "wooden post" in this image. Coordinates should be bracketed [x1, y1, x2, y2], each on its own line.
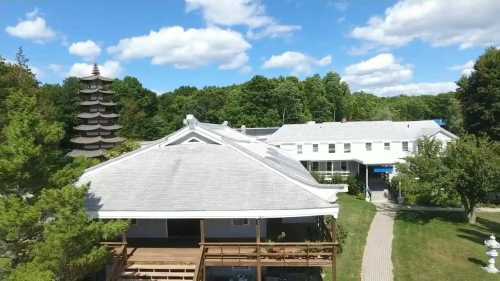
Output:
[331, 220, 337, 281]
[200, 219, 205, 244]
[256, 218, 262, 281]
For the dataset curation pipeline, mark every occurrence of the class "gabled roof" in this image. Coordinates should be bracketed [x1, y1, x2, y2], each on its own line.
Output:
[79, 115, 346, 219]
[267, 120, 458, 143]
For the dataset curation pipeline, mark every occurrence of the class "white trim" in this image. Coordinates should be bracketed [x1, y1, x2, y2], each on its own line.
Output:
[88, 207, 340, 219]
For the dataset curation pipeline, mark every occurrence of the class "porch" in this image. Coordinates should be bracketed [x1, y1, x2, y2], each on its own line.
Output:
[103, 219, 339, 281]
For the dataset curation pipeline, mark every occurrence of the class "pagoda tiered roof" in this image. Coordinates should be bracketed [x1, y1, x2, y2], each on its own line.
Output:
[79, 100, 117, 106]
[79, 89, 115, 94]
[80, 75, 113, 82]
[77, 112, 120, 119]
[70, 136, 125, 144]
[74, 124, 122, 131]
[68, 149, 106, 158]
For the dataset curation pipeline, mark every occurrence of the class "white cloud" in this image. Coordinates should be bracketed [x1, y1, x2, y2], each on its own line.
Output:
[48, 64, 65, 76]
[343, 53, 413, 88]
[5, 10, 56, 43]
[108, 26, 250, 70]
[68, 40, 101, 61]
[30, 66, 43, 79]
[351, 0, 500, 50]
[68, 60, 123, 78]
[449, 60, 475, 76]
[262, 51, 331, 75]
[364, 82, 458, 97]
[185, 0, 300, 39]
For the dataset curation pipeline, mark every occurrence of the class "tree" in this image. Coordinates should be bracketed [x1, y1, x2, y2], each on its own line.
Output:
[104, 140, 140, 160]
[457, 47, 500, 140]
[323, 72, 351, 121]
[396, 137, 459, 206]
[443, 135, 500, 223]
[0, 90, 64, 196]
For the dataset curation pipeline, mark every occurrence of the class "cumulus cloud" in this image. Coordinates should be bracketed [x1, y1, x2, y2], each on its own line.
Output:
[68, 40, 101, 61]
[342, 53, 413, 88]
[5, 9, 56, 43]
[108, 26, 250, 70]
[185, 0, 300, 39]
[262, 51, 331, 75]
[351, 0, 500, 50]
[364, 82, 458, 97]
[68, 60, 123, 78]
[449, 60, 475, 76]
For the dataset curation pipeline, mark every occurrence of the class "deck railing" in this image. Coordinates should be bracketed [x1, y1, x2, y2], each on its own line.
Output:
[199, 242, 338, 267]
[101, 241, 128, 281]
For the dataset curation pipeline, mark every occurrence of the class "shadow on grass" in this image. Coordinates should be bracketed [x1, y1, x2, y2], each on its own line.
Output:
[457, 228, 488, 244]
[467, 257, 487, 267]
[395, 210, 466, 225]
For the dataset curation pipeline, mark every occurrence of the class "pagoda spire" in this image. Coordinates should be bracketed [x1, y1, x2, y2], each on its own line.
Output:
[92, 63, 100, 76]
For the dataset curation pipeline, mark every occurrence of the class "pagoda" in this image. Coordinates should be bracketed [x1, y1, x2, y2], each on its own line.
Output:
[68, 64, 124, 158]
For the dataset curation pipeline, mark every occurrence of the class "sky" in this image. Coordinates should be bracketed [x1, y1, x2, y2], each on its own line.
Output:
[0, 0, 498, 96]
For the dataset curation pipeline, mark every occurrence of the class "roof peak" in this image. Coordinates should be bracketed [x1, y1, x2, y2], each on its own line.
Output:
[91, 63, 100, 76]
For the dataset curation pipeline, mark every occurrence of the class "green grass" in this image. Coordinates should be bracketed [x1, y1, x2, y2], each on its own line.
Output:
[393, 211, 500, 281]
[325, 194, 376, 281]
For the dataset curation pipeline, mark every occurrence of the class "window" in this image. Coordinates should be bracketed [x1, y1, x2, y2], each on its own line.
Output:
[233, 219, 249, 226]
[327, 161, 333, 171]
[311, 161, 319, 171]
[384, 142, 391, 151]
[276, 145, 280, 148]
[130, 219, 137, 226]
[297, 144, 303, 154]
[340, 161, 347, 171]
[365, 142, 372, 151]
[313, 144, 319, 152]
[402, 141, 409, 152]
[344, 143, 351, 153]
[328, 144, 335, 153]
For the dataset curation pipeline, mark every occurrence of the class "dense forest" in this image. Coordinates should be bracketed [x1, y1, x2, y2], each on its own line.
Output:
[0, 47, 498, 280]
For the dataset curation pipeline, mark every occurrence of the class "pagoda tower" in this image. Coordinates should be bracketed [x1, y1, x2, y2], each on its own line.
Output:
[68, 64, 124, 158]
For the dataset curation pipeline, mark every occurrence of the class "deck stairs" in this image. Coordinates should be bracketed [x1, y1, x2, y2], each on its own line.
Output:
[118, 262, 196, 281]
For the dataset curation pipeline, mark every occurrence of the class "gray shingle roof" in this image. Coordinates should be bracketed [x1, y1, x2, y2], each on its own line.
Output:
[77, 112, 119, 119]
[79, 116, 346, 217]
[74, 124, 122, 131]
[267, 120, 457, 143]
[68, 149, 106, 158]
[71, 136, 125, 144]
[80, 101, 117, 106]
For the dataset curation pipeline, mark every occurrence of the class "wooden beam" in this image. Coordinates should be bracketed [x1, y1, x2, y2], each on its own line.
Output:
[200, 219, 205, 244]
[331, 220, 337, 281]
[256, 219, 262, 281]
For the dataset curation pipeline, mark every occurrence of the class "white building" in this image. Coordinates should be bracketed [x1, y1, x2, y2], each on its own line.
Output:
[263, 120, 457, 198]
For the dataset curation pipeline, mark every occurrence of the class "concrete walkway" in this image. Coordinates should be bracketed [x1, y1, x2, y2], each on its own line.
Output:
[361, 203, 395, 281]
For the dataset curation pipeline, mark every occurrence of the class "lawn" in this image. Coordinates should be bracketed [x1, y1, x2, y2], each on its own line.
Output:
[393, 211, 500, 281]
[325, 194, 376, 281]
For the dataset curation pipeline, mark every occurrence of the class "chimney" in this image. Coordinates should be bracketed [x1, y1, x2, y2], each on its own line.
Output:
[240, 125, 246, 134]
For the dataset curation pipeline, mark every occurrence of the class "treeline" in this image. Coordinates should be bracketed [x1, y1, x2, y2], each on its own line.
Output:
[36, 70, 465, 148]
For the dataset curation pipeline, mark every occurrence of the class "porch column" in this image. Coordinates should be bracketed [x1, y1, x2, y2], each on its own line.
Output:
[200, 219, 205, 244]
[365, 165, 369, 200]
[331, 220, 337, 281]
[256, 218, 262, 281]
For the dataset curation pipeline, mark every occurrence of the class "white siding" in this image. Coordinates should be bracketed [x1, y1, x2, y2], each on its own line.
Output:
[127, 219, 168, 238]
[206, 219, 267, 239]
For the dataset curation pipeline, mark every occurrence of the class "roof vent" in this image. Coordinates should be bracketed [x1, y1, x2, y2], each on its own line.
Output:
[183, 114, 198, 129]
[306, 121, 316, 125]
[240, 125, 246, 134]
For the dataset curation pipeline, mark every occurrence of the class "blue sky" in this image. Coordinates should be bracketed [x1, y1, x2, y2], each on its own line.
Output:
[1, 0, 497, 96]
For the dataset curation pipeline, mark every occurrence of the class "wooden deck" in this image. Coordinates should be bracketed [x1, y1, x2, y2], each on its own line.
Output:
[126, 246, 201, 264]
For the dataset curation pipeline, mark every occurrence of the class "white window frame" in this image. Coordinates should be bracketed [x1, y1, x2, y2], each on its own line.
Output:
[365, 142, 372, 151]
[384, 142, 391, 151]
[297, 144, 303, 154]
[312, 144, 319, 152]
[328, 144, 335, 153]
[344, 143, 351, 153]
[402, 141, 409, 152]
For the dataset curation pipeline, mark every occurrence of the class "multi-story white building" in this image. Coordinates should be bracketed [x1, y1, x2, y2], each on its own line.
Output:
[259, 120, 457, 197]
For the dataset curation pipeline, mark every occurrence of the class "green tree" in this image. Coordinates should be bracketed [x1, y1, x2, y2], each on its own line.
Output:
[457, 47, 500, 140]
[323, 72, 351, 121]
[104, 140, 140, 160]
[0, 90, 64, 196]
[443, 135, 500, 223]
[396, 137, 459, 206]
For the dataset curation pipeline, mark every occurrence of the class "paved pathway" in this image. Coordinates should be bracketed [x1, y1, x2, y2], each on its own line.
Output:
[361, 203, 395, 281]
